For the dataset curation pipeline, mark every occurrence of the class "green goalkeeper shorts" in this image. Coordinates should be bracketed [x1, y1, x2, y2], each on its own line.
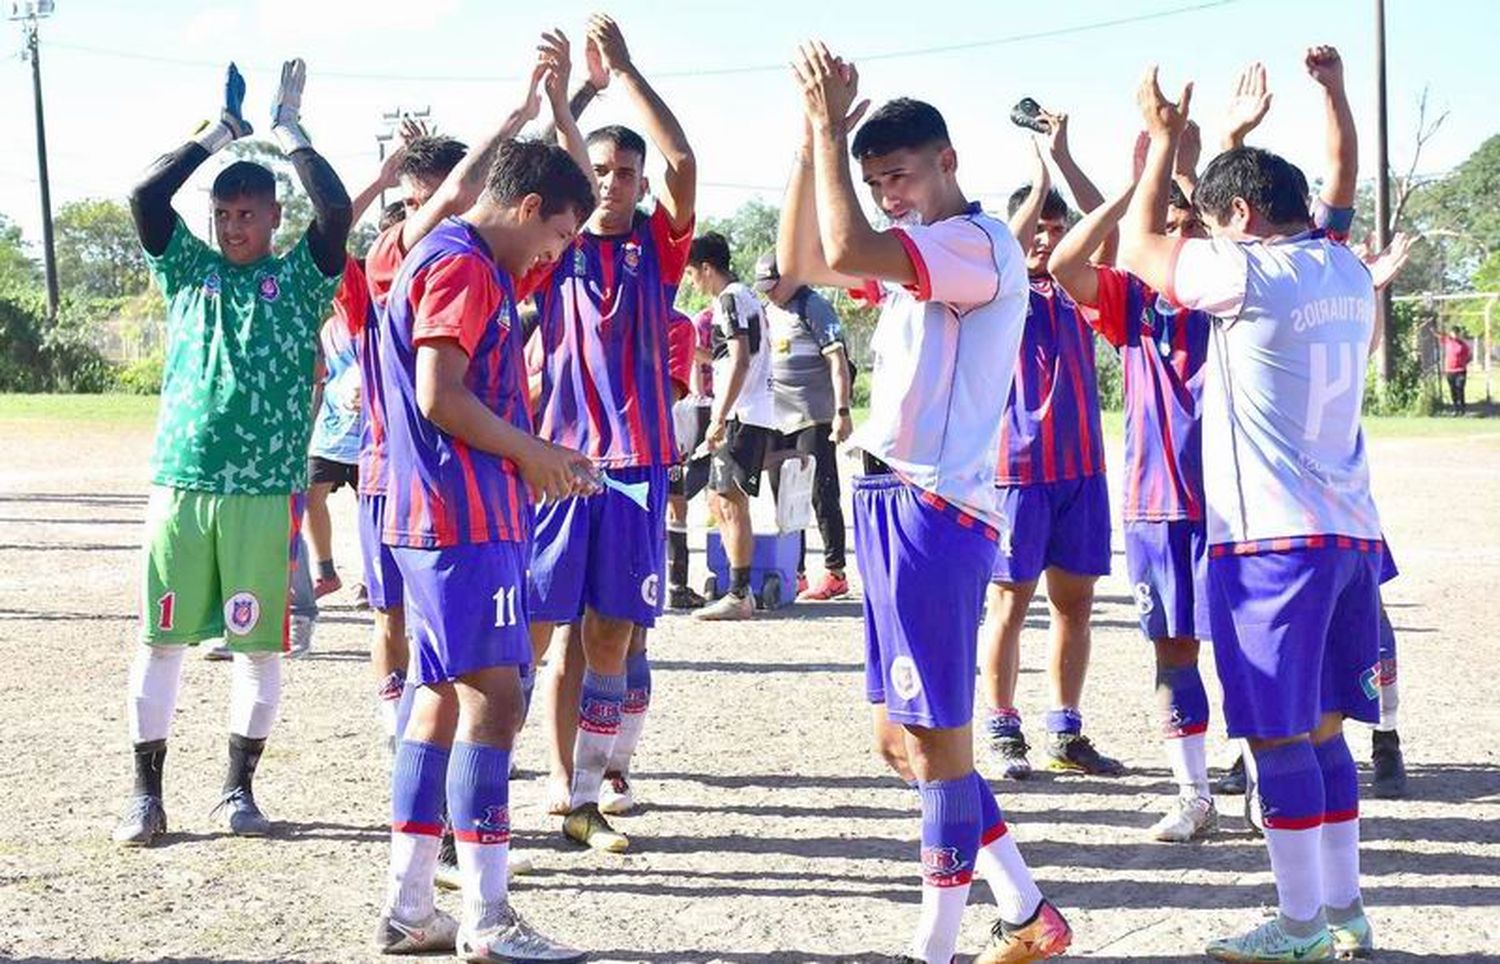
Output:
[140, 486, 306, 653]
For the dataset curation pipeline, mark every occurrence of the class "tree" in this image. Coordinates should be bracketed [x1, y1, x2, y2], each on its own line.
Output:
[699, 196, 781, 283]
[0, 214, 40, 291]
[55, 198, 149, 299]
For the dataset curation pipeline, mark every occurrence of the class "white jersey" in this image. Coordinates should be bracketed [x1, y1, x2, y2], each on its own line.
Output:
[1168, 229, 1382, 549]
[849, 204, 1028, 528]
[709, 281, 776, 429]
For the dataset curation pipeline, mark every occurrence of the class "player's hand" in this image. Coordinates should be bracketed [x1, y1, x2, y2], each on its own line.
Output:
[831, 412, 853, 444]
[792, 41, 864, 136]
[704, 416, 728, 451]
[587, 14, 633, 76]
[538, 29, 572, 111]
[1039, 109, 1070, 159]
[1305, 45, 1345, 92]
[1132, 129, 1151, 180]
[1223, 61, 1271, 148]
[584, 33, 610, 90]
[376, 139, 408, 190]
[1362, 232, 1417, 291]
[521, 439, 593, 503]
[221, 62, 253, 140]
[271, 58, 312, 153]
[1175, 119, 1202, 179]
[1137, 65, 1193, 139]
[516, 60, 547, 127]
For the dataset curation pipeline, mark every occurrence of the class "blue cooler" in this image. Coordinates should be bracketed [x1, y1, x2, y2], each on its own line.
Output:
[704, 530, 801, 610]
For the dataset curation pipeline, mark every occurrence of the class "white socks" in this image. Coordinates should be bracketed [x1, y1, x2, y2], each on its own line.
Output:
[128, 644, 186, 743]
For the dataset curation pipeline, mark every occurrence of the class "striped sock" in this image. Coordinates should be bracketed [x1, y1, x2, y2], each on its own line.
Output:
[570, 669, 624, 808]
[387, 740, 449, 921]
[909, 777, 979, 963]
[446, 741, 512, 929]
[608, 650, 652, 775]
[1157, 664, 1210, 798]
[1315, 733, 1362, 913]
[1253, 741, 1327, 924]
[971, 770, 1043, 925]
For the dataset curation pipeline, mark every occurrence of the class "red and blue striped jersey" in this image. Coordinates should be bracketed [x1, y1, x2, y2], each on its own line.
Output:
[356, 224, 409, 497]
[996, 278, 1106, 486]
[527, 204, 693, 468]
[1082, 266, 1210, 522]
[378, 218, 532, 548]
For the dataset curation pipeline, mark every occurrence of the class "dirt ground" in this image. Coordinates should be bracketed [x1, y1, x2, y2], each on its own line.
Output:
[0, 414, 1497, 963]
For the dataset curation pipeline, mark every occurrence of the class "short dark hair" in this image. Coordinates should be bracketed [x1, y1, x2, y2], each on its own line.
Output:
[484, 138, 596, 223]
[688, 231, 733, 274]
[377, 201, 407, 232]
[1195, 146, 1311, 226]
[851, 98, 950, 160]
[397, 135, 467, 183]
[212, 161, 277, 202]
[1006, 184, 1069, 220]
[1168, 181, 1193, 211]
[586, 124, 648, 164]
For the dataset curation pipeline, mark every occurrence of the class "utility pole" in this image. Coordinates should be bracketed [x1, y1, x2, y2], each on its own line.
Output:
[1373, 0, 1395, 383]
[11, 0, 58, 318]
[375, 105, 430, 213]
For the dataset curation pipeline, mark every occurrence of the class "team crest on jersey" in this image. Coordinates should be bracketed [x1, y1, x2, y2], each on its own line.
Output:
[223, 591, 261, 635]
[889, 655, 923, 701]
[258, 274, 281, 303]
[640, 572, 660, 608]
[202, 272, 222, 297]
[573, 246, 588, 277]
[920, 845, 968, 883]
[622, 241, 641, 274]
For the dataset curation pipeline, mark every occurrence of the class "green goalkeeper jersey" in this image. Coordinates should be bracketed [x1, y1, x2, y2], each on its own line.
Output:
[145, 218, 339, 495]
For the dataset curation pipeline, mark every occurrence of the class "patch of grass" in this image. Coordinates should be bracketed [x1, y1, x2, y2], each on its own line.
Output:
[0, 393, 158, 424]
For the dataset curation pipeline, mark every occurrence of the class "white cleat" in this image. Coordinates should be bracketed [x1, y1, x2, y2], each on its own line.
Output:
[1149, 794, 1219, 842]
[599, 772, 636, 816]
[693, 592, 754, 621]
[458, 904, 587, 962]
[374, 908, 459, 954]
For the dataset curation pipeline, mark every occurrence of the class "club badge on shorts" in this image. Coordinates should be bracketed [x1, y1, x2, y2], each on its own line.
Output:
[889, 655, 923, 701]
[223, 591, 262, 635]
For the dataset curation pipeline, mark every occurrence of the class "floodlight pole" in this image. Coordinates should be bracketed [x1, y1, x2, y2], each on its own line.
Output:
[18, 6, 59, 318]
[1373, 0, 1394, 384]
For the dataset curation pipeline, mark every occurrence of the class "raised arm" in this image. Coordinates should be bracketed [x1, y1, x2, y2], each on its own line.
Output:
[1174, 119, 1202, 200]
[540, 30, 598, 199]
[130, 63, 253, 256]
[777, 117, 867, 290]
[271, 59, 353, 277]
[1306, 45, 1357, 210]
[1220, 61, 1271, 151]
[589, 15, 696, 231]
[348, 135, 413, 230]
[795, 42, 916, 287]
[539, 32, 609, 141]
[1050, 186, 1134, 308]
[1119, 67, 1194, 294]
[1041, 109, 1105, 215]
[1007, 139, 1051, 256]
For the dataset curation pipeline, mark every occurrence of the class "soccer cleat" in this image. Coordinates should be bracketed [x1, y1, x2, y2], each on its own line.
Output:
[313, 573, 342, 599]
[1370, 729, 1408, 799]
[599, 772, 635, 815]
[1217, 754, 1248, 795]
[1205, 916, 1333, 961]
[113, 794, 167, 847]
[1045, 732, 1125, 776]
[798, 571, 850, 601]
[693, 592, 754, 621]
[284, 614, 315, 659]
[667, 585, 706, 612]
[374, 908, 459, 955]
[563, 802, 629, 853]
[203, 639, 233, 661]
[1149, 795, 1219, 842]
[796, 573, 809, 596]
[1329, 911, 1375, 959]
[976, 899, 1073, 963]
[213, 786, 271, 836]
[435, 829, 461, 891]
[457, 905, 587, 962]
[353, 582, 370, 610]
[989, 733, 1033, 780]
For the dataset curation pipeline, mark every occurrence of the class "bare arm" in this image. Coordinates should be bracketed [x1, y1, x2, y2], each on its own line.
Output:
[1050, 186, 1135, 307]
[539, 30, 597, 199]
[1119, 68, 1194, 295]
[1221, 61, 1271, 150]
[827, 345, 853, 442]
[348, 140, 408, 229]
[777, 120, 865, 290]
[1042, 110, 1105, 214]
[1307, 45, 1357, 209]
[1174, 120, 1202, 199]
[1007, 139, 1051, 256]
[589, 15, 696, 231]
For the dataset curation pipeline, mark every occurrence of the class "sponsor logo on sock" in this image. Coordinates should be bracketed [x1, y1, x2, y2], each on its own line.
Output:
[224, 591, 261, 635]
[472, 804, 510, 844]
[889, 655, 923, 701]
[580, 696, 622, 733]
[920, 845, 971, 886]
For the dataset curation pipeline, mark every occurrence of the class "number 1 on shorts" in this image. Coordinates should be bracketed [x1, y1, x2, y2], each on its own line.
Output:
[157, 591, 176, 631]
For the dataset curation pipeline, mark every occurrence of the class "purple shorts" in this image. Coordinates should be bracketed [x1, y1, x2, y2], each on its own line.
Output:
[528, 465, 668, 627]
[1209, 545, 1382, 739]
[992, 474, 1112, 584]
[358, 493, 403, 611]
[1124, 518, 1208, 641]
[854, 474, 998, 730]
[393, 540, 532, 685]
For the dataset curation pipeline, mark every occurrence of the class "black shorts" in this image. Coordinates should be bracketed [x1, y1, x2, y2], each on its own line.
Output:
[709, 420, 771, 497]
[669, 405, 712, 499]
[308, 456, 359, 492]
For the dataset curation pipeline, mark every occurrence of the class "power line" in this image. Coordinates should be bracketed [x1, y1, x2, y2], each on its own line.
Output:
[46, 1, 1238, 85]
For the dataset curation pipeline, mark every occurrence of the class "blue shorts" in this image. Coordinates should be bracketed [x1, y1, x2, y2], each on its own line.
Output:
[1209, 545, 1382, 740]
[992, 475, 1112, 584]
[854, 474, 998, 730]
[528, 465, 668, 627]
[358, 493, 403, 611]
[393, 540, 532, 685]
[1124, 518, 1208, 641]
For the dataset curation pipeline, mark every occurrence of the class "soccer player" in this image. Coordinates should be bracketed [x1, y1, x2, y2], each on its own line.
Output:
[524, 14, 696, 853]
[978, 106, 1123, 779]
[756, 253, 855, 601]
[688, 231, 778, 621]
[1122, 60, 1383, 960]
[665, 304, 716, 610]
[372, 135, 596, 959]
[115, 60, 352, 846]
[782, 41, 1070, 964]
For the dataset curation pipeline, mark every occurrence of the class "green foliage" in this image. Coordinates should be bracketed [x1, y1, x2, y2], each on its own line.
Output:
[698, 197, 780, 283]
[348, 220, 378, 260]
[851, 368, 870, 409]
[1094, 343, 1123, 411]
[1364, 301, 1439, 416]
[55, 198, 149, 299]
[115, 352, 164, 394]
[0, 285, 118, 393]
[0, 214, 40, 290]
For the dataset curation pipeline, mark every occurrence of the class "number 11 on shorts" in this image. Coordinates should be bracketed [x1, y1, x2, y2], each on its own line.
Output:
[493, 585, 518, 628]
